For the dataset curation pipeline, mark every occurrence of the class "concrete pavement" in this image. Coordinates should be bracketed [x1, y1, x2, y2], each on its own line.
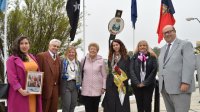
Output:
[130, 87, 200, 112]
[66, 87, 200, 112]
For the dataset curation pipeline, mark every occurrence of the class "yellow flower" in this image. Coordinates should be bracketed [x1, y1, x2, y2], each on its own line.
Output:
[113, 67, 127, 94]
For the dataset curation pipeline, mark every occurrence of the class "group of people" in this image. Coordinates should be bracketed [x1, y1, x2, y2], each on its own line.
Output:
[6, 24, 198, 112]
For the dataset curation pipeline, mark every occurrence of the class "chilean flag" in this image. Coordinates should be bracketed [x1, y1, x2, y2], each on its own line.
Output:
[157, 0, 175, 43]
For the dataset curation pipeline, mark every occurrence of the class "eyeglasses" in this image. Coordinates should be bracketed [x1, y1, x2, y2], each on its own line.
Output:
[163, 30, 174, 35]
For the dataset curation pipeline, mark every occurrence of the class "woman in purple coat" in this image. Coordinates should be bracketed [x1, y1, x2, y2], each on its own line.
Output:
[6, 36, 42, 112]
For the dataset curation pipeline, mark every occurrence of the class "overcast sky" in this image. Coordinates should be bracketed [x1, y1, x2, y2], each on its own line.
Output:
[76, 0, 200, 59]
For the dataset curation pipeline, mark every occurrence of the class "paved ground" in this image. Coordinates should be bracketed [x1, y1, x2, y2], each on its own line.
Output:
[130, 87, 200, 112]
[1, 86, 199, 112]
[63, 86, 200, 112]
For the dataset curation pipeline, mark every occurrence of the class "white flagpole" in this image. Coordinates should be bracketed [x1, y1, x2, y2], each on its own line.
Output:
[3, 0, 8, 83]
[83, 0, 85, 56]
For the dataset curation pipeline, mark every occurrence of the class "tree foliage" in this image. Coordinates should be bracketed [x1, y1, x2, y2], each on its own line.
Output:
[152, 47, 160, 57]
[0, 0, 82, 83]
[7, 0, 72, 54]
[194, 46, 200, 54]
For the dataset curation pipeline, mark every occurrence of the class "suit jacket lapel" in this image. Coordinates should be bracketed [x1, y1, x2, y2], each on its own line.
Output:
[45, 52, 55, 74]
[160, 45, 167, 65]
[164, 39, 180, 64]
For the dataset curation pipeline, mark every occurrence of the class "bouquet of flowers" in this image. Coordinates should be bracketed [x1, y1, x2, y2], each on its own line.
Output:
[113, 66, 127, 94]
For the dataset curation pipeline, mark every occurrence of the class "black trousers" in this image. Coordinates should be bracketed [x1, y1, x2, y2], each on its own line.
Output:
[134, 85, 155, 112]
[83, 96, 101, 112]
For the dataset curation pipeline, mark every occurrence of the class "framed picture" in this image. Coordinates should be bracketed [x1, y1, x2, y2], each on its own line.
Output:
[26, 71, 44, 94]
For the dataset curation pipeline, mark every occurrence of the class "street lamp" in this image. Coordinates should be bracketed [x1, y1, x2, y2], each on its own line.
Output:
[186, 17, 200, 23]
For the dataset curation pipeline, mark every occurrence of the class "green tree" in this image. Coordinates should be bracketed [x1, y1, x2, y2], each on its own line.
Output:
[152, 47, 160, 57]
[194, 45, 200, 54]
[1, 0, 82, 111]
[0, 0, 82, 83]
[7, 0, 72, 54]
[128, 51, 134, 58]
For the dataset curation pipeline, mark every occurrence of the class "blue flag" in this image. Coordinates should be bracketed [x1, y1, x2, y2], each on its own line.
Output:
[131, 0, 137, 29]
[0, 0, 6, 12]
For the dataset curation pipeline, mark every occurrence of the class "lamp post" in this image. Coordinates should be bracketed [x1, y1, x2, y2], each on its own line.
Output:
[186, 17, 200, 23]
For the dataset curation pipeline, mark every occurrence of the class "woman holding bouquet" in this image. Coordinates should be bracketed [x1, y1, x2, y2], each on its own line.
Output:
[130, 40, 158, 112]
[102, 39, 130, 112]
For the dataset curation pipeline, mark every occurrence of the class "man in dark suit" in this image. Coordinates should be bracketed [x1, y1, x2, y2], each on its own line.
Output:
[158, 25, 196, 112]
[37, 39, 61, 112]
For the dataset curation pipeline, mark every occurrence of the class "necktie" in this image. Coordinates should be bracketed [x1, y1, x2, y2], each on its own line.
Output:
[163, 43, 171, 63]
[53, 53, 56, 60]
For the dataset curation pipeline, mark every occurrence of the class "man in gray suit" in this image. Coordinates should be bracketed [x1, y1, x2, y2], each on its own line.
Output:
[158, 25, 196, 112]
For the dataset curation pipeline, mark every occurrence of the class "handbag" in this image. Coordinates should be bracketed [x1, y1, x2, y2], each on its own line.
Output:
[77, 90, 84, 104]
[0, 83, 9, 99]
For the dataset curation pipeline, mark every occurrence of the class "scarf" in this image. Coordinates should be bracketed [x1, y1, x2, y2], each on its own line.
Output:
[138, 52, 148, 72]
[62, 59, 81, 86]
[111, 54, 127, 94]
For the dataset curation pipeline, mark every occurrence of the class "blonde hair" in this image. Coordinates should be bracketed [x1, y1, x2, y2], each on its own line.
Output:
[64, 46, 78, 60]
[88, 42, 99, 52]
[134, 40, 157, 58]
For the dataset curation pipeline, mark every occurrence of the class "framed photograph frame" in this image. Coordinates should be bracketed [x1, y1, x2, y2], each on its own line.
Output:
[26, 71, 44, 94]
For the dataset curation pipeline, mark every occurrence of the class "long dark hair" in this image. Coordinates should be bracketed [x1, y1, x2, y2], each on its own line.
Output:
[12, 36, 30, 61]
[108, 39, 128, 61]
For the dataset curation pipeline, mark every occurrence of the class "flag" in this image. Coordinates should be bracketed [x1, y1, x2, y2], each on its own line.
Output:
[0, 0, 6, 12]
[157, 0, 175, 43]
[131, 0, 137, 29]
[66, 0, 80, 41]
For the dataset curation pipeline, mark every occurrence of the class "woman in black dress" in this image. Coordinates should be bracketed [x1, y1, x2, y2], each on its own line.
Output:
[102, 39, 130, 112]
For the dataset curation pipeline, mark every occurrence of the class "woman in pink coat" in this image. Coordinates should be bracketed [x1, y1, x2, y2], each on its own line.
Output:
[6, 36, 42, 112]
[80, 42, 107, 112]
